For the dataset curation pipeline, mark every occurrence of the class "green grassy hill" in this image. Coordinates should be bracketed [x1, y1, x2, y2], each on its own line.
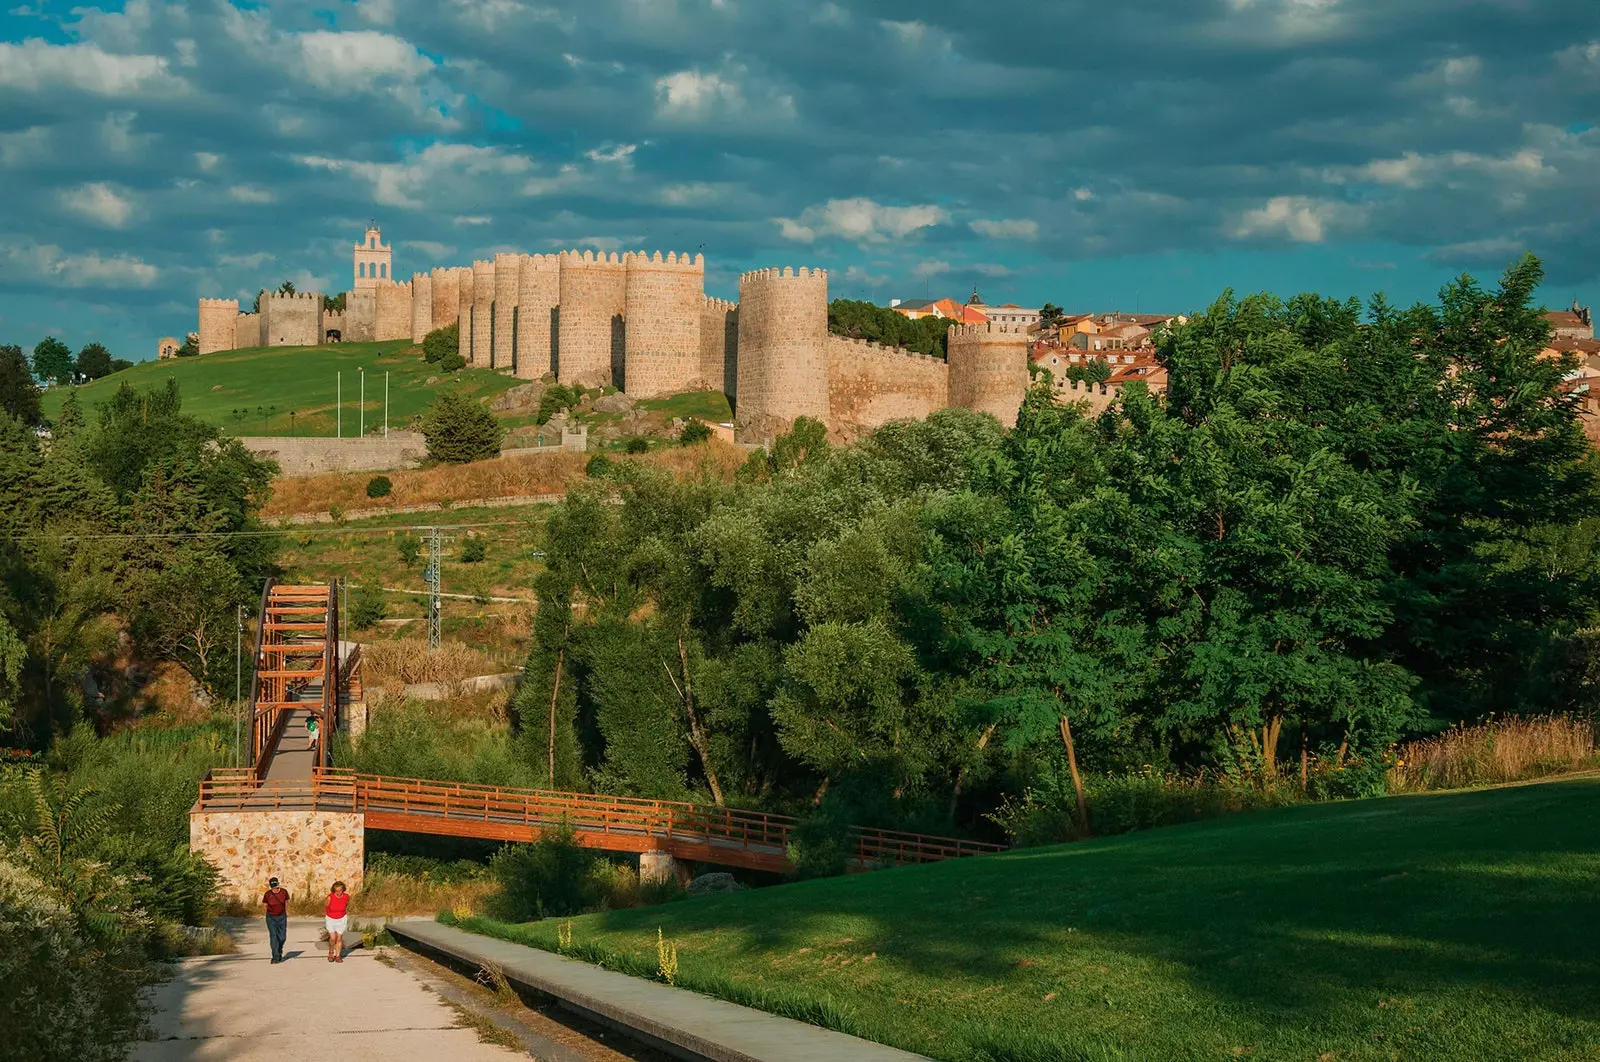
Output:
[454, 776, 1600, 1062]
[40, 342, 524, 438]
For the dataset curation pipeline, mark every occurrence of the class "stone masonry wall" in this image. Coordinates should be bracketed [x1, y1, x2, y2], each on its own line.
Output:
[457, 267, 475, 360]
[432, 266, 460, 330]
[198, 298, 238, 355]
[516, 254, 560, 380]
[237, 431, 427, 475]
[374, 280, 412, 342]
[825, 336, 949, 443]
[947, 323, 1029, 429]
[493, 252, 521, 371]
[557, 251, 628, 387]
[471, 260, 495, 365]
[234, 312, 261, 350]
[191, 809, 365, 903]
[410, 272, 433, 344]
[700, 297, 738, 397]
[736, 267, 830, 441]
[260, 291, 322, 347]
[321, 311, 344, 342]
[623, 251, 704, 398]
[344, 289, 376, 343]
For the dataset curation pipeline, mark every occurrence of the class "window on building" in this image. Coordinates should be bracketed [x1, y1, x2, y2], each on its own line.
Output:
[380, 263, 387, 279]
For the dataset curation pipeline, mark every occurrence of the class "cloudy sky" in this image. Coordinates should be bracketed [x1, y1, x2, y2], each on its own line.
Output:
[1, 0, 1597, 359]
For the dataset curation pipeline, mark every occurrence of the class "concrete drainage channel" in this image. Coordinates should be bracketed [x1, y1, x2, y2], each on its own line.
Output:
[386, 919, 931, 1062]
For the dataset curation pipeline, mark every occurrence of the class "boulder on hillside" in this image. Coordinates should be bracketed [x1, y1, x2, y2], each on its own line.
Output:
[685, 872, 743, 898]
[593, 392, 636, 414]
[491, 382, 546, 413]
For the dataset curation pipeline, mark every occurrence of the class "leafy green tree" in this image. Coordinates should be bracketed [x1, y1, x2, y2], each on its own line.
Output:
[1039, 303, 1064, 329]
[422, 323, 457, 364]
[73, 344, 113, 381]
[460, 537, 487, 563]
[109, 359, 133, 374]
[536, 384, 577, 425]
[0, 612, 23, 730]
[418, 391, 504, 463]
[679, 418, 713, 446]
[31, 337, 73, 387]
[53, 393, 84, 440]
[366, 475, 392, 498]
[175, 335, 198, 358]
[828, 298, 950, 358]
[0, 344, 42, 425]
[1064, 357, 1112, 386]
[348, 584, 388, 631]
[323, 292, 346, 313]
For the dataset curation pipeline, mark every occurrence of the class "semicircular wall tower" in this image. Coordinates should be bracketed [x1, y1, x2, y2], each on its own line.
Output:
[947, 323, 1029, 428]
[557, 251, 628, 387]
[735, 267, 830, 440]
[624, 251, 705, 398]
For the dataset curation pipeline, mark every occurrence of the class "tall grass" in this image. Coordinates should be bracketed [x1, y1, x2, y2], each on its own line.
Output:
[1387, 714, 1596, 792]
[360, 638, 507, 695]
[262, 438, 748, 517]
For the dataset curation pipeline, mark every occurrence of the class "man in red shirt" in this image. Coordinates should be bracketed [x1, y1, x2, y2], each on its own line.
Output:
[262, 877, 290, 963]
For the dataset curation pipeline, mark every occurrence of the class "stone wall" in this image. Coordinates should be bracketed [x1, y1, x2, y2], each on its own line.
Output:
[344, 289, 376, 343]
[234, 312, 261, 350]
[826, 336, 949, 442]
[410, 272, 433, 344]
[557, 250, 628, 387]
[471, 259, 495, 365]
[624, 251, 704, 398]
[198, 298, 238, 355]
[322, 310, 345, 342]
[457, 267, 475, 360]
[700, 297, 738, 397]
[374, 280, 412, 342]
[516, 254, 560, 380]
[947, 323, 1029, 429]
[736, 267, 831, 441]
[493, 252, 521, 371]
[191, 809, 365, 903]
[238, 430, 428, 475]
[432, 266, 460, 330]
[260, 291, 323, 347]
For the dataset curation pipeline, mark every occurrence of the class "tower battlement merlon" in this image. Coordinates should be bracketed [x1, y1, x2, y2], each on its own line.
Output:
[625, 250, 707, 273]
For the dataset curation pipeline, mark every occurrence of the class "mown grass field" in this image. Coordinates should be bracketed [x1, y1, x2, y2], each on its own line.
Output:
[40, 341, 523, 437]
[453, 776, 1600, 1062]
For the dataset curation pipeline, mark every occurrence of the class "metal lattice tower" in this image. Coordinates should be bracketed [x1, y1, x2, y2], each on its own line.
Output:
[422, 526, 442, 650]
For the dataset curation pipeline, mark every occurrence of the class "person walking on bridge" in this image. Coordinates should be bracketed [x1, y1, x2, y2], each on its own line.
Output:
[305, 714, 320, 757]
[262, 877, 289, 963]
[324, 880, 350, 963]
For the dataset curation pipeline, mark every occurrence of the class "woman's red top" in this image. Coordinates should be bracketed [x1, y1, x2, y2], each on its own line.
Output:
[325, 892, 350, 919]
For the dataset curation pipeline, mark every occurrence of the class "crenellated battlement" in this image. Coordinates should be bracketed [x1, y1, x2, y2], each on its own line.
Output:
[199, 297, 239, 309]
[259, 290, 323, 304]
[561, 249, 628, 267]
[947, 321, 1029, 339]
[826, 334, 944, 365]
[625, 250, 705, 272]
[740, 265, 827, 285]
[703, 296, 738, 314]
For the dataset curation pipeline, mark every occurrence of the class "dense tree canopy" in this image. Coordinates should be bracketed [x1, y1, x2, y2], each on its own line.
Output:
[73, 344, 114, 382]
[30, 338, 73, 387]
[828, 299, 951, 358]
[0, 345, 41, 425]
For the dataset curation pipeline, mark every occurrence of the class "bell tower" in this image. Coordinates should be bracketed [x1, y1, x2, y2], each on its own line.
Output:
[353, 221, 392, 291]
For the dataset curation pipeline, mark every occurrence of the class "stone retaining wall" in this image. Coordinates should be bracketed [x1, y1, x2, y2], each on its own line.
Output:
[191, 809, 365, 903]
[239, 431, 427, 475]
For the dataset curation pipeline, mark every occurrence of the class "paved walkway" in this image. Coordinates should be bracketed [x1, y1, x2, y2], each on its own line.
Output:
[390, 919, 931, 1062]
[134, 918, 524, 1062]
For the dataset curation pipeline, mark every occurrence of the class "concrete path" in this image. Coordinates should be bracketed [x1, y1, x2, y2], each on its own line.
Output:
[390, 919, 930, 1062]
[265, 708, 318, 782]
[134, 918, 524, 1062]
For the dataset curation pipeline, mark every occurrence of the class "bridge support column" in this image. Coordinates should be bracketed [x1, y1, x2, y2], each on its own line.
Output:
[640, 848, 690, 886]
[191, 809, 365, 904]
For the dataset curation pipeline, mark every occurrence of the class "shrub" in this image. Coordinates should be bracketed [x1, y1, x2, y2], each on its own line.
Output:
[422, 322, 458, 364]
[366, 475, 392, 499]
[419, 391, 504, 464]
[460, 537, 487, 564]
[679, 419, 713, 446]
[489, 821, 597, 920]
[348, 583, 389, 631]
[536, 384, 578, 425]
[438, 353, 466, 372]
[625, 437, 650, 455]
[396, 535, 421, 566]
[585, 454, 613, 478]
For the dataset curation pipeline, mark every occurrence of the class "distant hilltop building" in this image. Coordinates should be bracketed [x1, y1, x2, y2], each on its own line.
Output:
[194, 224, 1035, 442]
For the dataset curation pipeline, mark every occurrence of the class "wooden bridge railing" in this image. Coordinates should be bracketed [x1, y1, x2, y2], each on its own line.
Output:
[193, 769, 1005, 872]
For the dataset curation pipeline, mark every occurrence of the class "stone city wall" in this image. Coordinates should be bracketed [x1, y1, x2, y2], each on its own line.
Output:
[344, 288, 376, 343]
[238, 431, 428, 475]
[374, 280, 412, 342]
[234, 312, 261, 350]
[322, 310, 345, 342]
[471, 259, 496, 365]
[623, 252, 704, 398]
[410, 272, 433, 344]
[457, 266, 475, 361]
[260, 291, 323, 348]
[198, 298, 238, 355]
[516, 253, 560, 380]
[700, 297, 738, 397]
[825, 336, 949, 442]
[947, 323, 1030, 429]
[191, 809, 365, 903]
[493, 252, 521, 371]
[736, 267, 831, 441]
[557, 250, 628, 387]
[432, 266, 460, 330]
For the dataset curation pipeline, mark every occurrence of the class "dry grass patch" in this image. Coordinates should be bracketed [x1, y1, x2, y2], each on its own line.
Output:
[1388, 713, 1596, 791]
[361, 638, 505, 696]
[262, 439, 747, 518]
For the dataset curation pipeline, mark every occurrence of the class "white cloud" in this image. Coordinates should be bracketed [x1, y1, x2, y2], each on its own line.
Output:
[973, 263, 1012, 277]
[228, 185, 275, 204]
[220, 252, 273, 269]
[654, 66, 794, 124]
[1439, 56, 1481, 85]
[298, 31, 434, 91]
[356, 0, 396, 26]
[1342, 149, 1556, 190]
[297, 143, 533, 209]
[585, 143, 637, 165]
[404, 240, 453, 258]
[174, 39, 197, 67]
[61, 182, 135, 228]
[195, 152, 220, 171]
[0, 40, 182, 95]
[454, 215, 492, 225]
[970, 218, 1039, 241]
[775, 198, 949, 245]
[1073, 188, 1094, 201]
[913, 259, 951, 278]
[1231, 196, 1362, 243]
[2, 240, 159, 288]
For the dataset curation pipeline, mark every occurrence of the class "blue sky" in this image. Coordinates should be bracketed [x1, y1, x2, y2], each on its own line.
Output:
[1, 0, 1597, 359]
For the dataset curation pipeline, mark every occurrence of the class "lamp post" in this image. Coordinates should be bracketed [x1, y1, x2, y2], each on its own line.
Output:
[359, 368, 365, 437]
[337, 372, 342, 438]
[384, 371, 389, 437]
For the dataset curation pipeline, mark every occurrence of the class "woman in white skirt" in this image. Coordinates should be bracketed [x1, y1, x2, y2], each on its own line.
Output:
[324, 880, 350, 962]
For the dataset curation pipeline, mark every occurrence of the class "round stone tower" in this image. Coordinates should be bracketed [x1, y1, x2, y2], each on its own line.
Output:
[493, 252, 521, 371]
[410, 272, 433, 344]
[623, 251, 705, 398]
[735, 266, 830, 440]
[947, 323, 1029, 428]
[470, 260, 496, 365]
[557, 250, 628, 388]
[197, 298, 239, 355]
[456, 267, 475, 361]
[515, 254, 560, 380]
[431, 266, 459, 330]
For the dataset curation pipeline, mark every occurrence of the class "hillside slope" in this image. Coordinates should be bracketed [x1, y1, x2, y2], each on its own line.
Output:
[455, 776, 1600, 1062]
[40, 341, 522, 437]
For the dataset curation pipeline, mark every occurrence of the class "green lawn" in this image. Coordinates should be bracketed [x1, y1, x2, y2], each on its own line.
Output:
[637, 389, 733, 421]
[452, 776, 1600, 1061]
[41, 342, 524, 437]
